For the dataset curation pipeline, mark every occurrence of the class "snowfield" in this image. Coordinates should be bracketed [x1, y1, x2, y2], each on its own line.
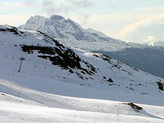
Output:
[0, 25, 164, 122]
[0, 91, 164, 123]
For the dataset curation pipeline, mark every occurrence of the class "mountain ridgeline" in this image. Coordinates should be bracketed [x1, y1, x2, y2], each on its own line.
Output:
[19, 15, 164, 79]
[18, 15, 132, 51]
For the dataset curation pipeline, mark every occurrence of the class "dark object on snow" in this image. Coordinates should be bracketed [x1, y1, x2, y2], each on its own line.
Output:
[18, 57, 25, 73]
[107, 78, 113, 83]
[157, 81, 164, 91]
[124, 102, 143, 112]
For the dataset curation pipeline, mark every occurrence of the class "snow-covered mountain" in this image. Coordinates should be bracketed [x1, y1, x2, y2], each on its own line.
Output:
[18, 15, 164, 79]
[0, 25, 164, 122]
[18, 15, 136, 52]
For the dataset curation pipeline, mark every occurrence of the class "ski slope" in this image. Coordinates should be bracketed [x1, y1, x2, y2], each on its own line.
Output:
[0, 78, 164, 123]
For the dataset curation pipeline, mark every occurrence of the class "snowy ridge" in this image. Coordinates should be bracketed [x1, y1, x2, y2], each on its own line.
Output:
[0, 25, 164, 122]
[18, 15, 138, 52]
[18, 15, 164, 79]
[18, 15, 110, 41]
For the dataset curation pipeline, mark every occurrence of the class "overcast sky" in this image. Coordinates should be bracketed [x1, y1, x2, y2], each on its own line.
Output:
[0, 0, 164, 43]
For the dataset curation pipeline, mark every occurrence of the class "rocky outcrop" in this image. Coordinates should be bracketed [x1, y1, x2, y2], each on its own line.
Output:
[21, 31, 96, 78]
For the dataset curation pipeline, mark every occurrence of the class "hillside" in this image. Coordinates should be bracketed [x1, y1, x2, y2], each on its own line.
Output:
[18, 15, 164, 79]
[94, 46, 164, 78]
[0, 25, 164, 122]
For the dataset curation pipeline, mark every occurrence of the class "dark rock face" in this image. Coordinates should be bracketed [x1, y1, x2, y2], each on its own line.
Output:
[21, 45, 82, 69]
[21, 31, 97, 78]
[157, 81, 164, 91]
[0, 25, 24, 36]
[107, 78, 113, 83]
[93, 54, 111, 64]
[21, 45, 55, 54]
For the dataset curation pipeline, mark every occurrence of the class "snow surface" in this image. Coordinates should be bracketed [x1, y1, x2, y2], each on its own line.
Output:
[0, 25, 164, 122]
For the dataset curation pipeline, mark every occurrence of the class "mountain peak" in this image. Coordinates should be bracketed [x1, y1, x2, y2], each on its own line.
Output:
[50, 15, 65, 21]
[18, 15, 130, 51]
[27, 15, 47, 23]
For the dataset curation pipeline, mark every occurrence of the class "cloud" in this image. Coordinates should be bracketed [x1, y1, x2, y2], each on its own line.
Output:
[145, 36, 156, 43]
[42, 0, 54, 6]
[42, 0, 73, 16]
[41, 0, 57, 15]
[24, 0, 40, 8]
[73, 14, 146, 39]
[133, 5, 164, 14]
[24, 0, 93, 25]
[24, 0, 35, 6]
[119, 18, 153, 38]
[80, 14, 90, 26]
[24, 0, 93, 16]
[0, 2, 24, 10]
[118, 15, 164, 43]
[68, 0, 93, 8]
[0, 14, 33, 26]
[108, 5, 117, 9]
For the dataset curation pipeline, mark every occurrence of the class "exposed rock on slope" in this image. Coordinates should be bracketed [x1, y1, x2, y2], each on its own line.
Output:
[0, 25, 164, 94]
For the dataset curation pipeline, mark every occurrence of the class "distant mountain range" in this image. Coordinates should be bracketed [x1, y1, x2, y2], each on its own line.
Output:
[18, 15, 164, 78]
